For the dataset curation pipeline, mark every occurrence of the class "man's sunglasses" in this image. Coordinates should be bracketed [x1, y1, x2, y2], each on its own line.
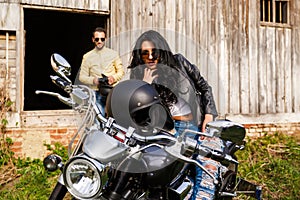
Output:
[94, 37, 105, 42]
[141, 49, 160, 60]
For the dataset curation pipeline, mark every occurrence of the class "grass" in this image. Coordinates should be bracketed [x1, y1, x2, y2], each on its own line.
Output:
[236, 132, 300, 200]
[0, 142, 68, 200]
[0, 132, 299, 200]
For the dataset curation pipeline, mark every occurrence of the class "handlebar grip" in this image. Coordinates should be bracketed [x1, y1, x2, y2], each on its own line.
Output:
[50, 75, 70, 90]
[210, 151, 225, 162]
[195, 144, 238, 164]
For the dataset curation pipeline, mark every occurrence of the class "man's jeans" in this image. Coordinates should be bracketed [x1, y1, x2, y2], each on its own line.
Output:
[95, 91, 106, 116]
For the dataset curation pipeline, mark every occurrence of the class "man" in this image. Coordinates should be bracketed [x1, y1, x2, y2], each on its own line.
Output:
[79, 27, 125, 116]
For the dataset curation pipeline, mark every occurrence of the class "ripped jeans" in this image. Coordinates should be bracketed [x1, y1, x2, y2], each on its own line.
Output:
[189, 137, 225, 200]
[174, 120, 225, 200]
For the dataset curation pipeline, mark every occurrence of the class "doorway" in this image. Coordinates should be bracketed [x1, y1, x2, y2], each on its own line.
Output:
[24, 8, 107, 110]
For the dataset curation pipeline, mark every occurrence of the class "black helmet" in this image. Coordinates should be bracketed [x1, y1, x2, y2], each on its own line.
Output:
[106, 80, 173, 136]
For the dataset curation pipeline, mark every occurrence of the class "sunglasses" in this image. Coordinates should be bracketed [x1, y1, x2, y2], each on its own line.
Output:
[94, 37, 105, 42]
[141, 49, 160, 60]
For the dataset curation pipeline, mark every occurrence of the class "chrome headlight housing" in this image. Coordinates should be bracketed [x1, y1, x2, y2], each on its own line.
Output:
[63, 155, 106, 199]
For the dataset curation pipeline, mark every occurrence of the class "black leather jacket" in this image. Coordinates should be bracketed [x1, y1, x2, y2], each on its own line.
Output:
[173, 54, 218, 127]
[129, 53, 218, 128]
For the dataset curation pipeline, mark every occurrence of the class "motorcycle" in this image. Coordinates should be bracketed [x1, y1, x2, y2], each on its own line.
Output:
[37, 53, 262, 200]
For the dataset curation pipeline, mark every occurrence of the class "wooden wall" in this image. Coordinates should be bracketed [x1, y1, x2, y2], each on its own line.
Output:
[0, 0, 300, 124]
[1, 0, 300, 158]
[0, 31, 17, 113]
[110, 0, 300, 121]
[22, 0, 109, 12]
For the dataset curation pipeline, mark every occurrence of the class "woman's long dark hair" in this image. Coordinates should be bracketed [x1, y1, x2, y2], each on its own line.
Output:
[128, 30, 177, 69]
[128, 30, 179, 107]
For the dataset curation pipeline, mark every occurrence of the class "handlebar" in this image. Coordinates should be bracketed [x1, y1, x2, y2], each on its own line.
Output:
[35, 90, 76, 106]
[35, 87, 238, 165]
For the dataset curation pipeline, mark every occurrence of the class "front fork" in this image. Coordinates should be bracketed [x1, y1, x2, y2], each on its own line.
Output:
[49, 175, 68, 200]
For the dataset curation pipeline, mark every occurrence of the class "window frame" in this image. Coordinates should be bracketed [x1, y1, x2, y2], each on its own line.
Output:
[260, 0, 292, 28]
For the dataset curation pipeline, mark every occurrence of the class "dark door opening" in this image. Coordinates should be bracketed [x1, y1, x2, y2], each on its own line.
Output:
[24, 8, 107, 110]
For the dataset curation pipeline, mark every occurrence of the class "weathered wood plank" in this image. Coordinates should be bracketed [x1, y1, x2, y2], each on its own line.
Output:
[118, 0, 130, 69]
[240, 0, 250, 114]
[258, 27, 267, 114]
[216, 1, 229, 117]
[0, 4, 20, 30]
[20, 0, 110, 12]
[196, 0, 209, 91]
[292, 0, 300, 113]
[275, 28, 285, 113]
[141, 0, 153, 30]
[185, 0, 196, 65]
[153, 0, 166, 35]
[176, 0, 186, 54]
[229, 0, 240, 114]
[165, 0, 176, 52]
[266, 27, 276, 113]
[207, 0, 217, 85]
[209, 0, 221, 114]
[248, 0, 259, 114]
[284, 29, 292, 113]
[0, 40, 16, 50]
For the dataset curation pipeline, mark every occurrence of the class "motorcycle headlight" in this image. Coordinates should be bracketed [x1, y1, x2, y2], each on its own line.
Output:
[63, 155, 106, 199]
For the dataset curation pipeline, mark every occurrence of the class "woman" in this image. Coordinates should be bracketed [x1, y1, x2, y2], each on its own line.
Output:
[128, 30, 223, 200]
[128, 30, 217, 132]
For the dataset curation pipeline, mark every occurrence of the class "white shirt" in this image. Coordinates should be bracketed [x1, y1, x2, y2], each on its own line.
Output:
[169, 97, 192, 116]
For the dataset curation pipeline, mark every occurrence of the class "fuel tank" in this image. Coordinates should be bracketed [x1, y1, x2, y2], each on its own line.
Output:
[143, 146, 185, 187]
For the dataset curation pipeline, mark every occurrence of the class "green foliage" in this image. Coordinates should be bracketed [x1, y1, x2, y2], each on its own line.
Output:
[44, 142, 69, 162]
[0, 143, 68, 200]
[0, 97, 13, 132]
[1, 118, 8, 127]
[1, 89, 15, 165]
[0, 133, 299, 199]
[4, 100, 13, 108]
[0, 137, 14, 166]
[0, 159, 55, 200]
[237, 132, 300, 200]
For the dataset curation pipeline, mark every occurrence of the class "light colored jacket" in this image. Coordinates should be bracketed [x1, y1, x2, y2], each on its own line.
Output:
[79, 47, 124, 90]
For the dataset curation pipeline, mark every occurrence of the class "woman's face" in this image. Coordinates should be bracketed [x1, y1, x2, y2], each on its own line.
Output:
[140, 41, 160, 70]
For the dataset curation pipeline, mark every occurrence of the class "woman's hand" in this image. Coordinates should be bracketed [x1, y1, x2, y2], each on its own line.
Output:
[201, 114, 213, 132]
[198, 114, 214, 140]
[143, 68, 158, 84]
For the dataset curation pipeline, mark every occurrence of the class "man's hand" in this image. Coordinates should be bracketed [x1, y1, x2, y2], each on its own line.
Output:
[107, 76, 115, 85]
[93, 77, 99, 86]
[93, 76, 115, 85]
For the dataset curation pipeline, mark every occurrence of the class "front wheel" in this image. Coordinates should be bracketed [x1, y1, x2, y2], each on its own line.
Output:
[49, 181, 68, 200]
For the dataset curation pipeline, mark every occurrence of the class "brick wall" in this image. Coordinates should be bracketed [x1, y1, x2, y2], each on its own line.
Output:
[5, 127, 77, 159]
[244, 122, 300, 137]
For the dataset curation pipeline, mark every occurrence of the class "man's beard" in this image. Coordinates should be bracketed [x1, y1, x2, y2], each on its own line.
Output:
[96, 43, 104, 50]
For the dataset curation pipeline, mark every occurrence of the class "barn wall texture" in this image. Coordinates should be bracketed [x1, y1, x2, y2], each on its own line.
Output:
[0, 0, 299, 158]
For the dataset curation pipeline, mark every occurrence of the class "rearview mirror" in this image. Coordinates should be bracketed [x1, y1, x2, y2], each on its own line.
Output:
[50, 53, 72, 83]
